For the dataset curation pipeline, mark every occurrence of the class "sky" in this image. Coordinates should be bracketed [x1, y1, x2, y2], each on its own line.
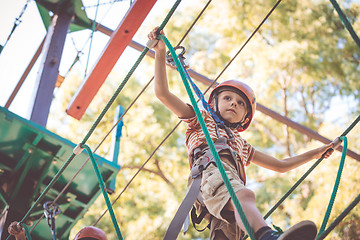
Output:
[0, 0, 178, 119]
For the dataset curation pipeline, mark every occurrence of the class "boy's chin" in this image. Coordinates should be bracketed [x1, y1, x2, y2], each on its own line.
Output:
[223, 118, 238, 124]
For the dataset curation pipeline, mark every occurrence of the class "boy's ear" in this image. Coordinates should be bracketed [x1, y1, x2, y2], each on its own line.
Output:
[242, 118, 249, 126]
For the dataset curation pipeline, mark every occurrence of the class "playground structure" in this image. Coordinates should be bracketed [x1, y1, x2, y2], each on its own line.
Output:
[0, 0, 359, 239]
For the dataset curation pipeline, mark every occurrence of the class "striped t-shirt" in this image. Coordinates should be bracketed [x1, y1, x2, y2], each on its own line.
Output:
[181, 109, 255, 169]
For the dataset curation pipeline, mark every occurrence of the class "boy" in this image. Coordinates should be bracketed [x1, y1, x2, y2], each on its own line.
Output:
[148, 27, 334, 240]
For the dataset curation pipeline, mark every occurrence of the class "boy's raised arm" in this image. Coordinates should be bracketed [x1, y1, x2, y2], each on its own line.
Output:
[148, 27, 194, 119]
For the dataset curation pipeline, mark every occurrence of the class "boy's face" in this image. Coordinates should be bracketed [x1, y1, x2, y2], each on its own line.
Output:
[216, 90, 248, 124]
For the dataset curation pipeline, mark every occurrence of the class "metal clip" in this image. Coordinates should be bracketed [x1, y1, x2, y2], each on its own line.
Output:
[73, 143, 84, 155]
[332, 137, 342, 149]
[191, 165, 204, 179]
[43, 201, 61, 240]
[166, 46, 189, 69]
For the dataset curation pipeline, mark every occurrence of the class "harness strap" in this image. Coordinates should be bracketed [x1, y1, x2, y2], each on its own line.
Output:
[164, 137, 237, 239]
[163, 172, 202, 240]
[190, 206, 211, 232]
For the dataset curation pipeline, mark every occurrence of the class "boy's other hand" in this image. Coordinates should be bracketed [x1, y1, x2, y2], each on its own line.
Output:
[8, 221, 26, 238]
[147, 27, 166, 52]
[317, 143, 334, 159]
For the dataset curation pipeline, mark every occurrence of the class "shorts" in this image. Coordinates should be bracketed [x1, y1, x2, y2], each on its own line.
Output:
[209, 217, 243, 240]
[187, 154, 246, 224]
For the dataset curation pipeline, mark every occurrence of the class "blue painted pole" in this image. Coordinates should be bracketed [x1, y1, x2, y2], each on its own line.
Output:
[108, 105, 124, 192]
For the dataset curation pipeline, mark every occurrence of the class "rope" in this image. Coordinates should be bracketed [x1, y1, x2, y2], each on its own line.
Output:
[83, 145, 123, 240]
[11, 0, 324, 236]
[0, 0, 30, 55]
[242, 116, 360, 240]
[161, 34, 256, 240]
[212, 0, 282, 83]
[317, 136, 348, 239]
[329, 0, 360, 49]
[262, 115, 360, 221]
[93, 121, 182, 225]
[316, 193, 360, 240]
[175, 0, 212, 47]
[20, 223, 32, 240]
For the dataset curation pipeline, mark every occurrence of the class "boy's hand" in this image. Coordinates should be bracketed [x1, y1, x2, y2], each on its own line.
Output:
[8, 221, 26, 239]
[147, 27, 166, 52]
[316, 143, 334, 159]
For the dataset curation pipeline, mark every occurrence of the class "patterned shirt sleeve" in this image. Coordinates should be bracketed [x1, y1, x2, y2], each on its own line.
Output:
[241, 138, 255, 166]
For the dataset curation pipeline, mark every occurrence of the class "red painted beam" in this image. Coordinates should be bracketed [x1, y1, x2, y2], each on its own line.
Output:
[67, 0, 157, 119]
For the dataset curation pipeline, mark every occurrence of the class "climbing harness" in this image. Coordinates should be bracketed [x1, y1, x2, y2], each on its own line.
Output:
[163, 137, 242, 239]
[43, 201, 61, 240]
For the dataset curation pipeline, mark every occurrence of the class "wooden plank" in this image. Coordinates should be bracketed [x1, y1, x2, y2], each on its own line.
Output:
[66, 0, 157, 119]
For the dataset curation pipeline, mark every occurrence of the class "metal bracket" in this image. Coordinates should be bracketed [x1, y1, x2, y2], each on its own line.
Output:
[166, 46, 189, 69]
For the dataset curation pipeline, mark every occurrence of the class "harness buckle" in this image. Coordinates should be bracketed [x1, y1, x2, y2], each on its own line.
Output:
[191, 164, 204, 179]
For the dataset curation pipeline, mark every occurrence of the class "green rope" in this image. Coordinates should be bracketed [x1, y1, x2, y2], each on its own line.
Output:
[16, 154, 76, 229]
[160, 34, 256, 240]
[263, 115, 360, 221]
[243, 116, 360, 240]
[317, 136, 348, 239]
[14, 0, 183, 234]
[329, 0, 360, 49]
[83, 145, 123, 240]
[21, 222, 32, 240]
[317, 193, 360, 240]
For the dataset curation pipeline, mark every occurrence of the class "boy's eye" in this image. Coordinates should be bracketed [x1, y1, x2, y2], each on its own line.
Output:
[224, 96, 231, 100]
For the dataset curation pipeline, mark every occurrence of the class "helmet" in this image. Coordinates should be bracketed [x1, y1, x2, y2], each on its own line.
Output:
[74, 226, 107, 240]
[208, 80, 256, 131]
